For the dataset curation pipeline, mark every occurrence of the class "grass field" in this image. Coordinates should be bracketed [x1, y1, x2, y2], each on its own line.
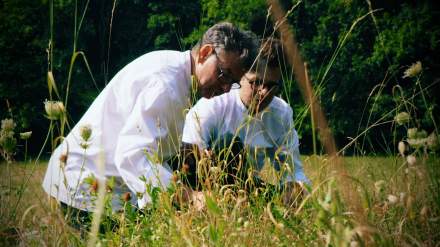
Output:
[1, 155, 439, 246]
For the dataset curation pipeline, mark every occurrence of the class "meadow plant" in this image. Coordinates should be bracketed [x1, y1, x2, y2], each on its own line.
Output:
[0, 118, 17, 163]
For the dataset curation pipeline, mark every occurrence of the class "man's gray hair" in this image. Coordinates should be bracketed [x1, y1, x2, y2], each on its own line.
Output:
[194, 22, 258, 70]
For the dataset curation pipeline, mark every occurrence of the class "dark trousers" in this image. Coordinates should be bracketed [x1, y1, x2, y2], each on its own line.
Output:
[173, 136, 282, 198]
[60, 202, 119, 238]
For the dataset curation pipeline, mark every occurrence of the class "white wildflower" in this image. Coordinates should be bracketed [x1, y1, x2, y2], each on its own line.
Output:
[19, 131, 32, 140]
[402, 61, 422, 78]
[1, 118, 16, 131]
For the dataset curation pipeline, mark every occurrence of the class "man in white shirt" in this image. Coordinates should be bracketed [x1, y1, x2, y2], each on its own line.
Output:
[181, 38, 310, 204]
[42, 22, 258, 215]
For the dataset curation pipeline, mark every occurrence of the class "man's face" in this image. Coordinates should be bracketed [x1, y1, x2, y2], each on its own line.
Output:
[195, 45, 245, 98]
[240, 66, 282, 112]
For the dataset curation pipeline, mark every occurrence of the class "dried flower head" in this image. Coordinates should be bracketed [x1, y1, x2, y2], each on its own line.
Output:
[44, 100, 65, 120]
[90, 179, 98, 193]
[122, 192, 132, 202]
[19, 131, 32, 140]
[1, 118, 16, 131]
[182, 163, 190, 174]
[402, 61, 422, 78]
[59, 153, 68, 164]
[394, 112, 410, 125]
[79, 124, 92, 141]
[406, 155, 416, 166]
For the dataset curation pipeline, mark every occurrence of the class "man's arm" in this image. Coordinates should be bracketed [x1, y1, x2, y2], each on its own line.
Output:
[114, 85, 173, 209]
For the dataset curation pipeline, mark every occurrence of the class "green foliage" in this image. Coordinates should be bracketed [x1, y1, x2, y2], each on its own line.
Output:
[1, 0, 439, 157]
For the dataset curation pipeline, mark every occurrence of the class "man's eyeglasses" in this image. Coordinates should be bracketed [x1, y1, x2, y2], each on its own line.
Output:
[213, 49, 241, 89]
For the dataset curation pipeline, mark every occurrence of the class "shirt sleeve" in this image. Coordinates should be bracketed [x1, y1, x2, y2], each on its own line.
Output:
[280, 108, 311, 185]
[114, 83, 173, 209]
[182, 98, 218, 149]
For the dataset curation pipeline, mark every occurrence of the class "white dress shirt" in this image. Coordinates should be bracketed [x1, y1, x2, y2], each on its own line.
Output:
[43, 50, 192, 210]
[182, 89, 310, 185]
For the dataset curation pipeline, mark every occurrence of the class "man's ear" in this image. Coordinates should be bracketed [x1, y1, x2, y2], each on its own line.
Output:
[197, 44, 214, 64]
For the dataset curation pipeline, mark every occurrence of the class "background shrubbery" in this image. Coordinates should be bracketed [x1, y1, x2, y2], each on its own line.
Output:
[1, 0, 439, 157]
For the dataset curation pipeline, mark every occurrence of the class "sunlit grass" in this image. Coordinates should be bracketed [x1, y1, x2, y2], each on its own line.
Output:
[1, 154, 438, 246]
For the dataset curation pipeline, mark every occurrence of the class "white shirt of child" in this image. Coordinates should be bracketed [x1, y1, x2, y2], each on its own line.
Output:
[182, 89, 310, 185]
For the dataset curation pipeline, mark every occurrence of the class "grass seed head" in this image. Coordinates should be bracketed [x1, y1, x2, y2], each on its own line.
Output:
[402, 61, 422, 78]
